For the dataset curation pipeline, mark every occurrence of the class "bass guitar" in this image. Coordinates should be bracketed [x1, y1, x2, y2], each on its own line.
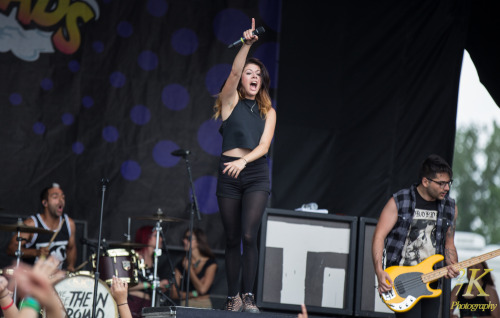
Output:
[381, 249, 500, 313]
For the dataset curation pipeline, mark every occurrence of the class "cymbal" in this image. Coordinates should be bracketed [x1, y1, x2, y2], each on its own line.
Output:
[133, 215, 186, 222]
[0, 223, 53, 235]
[108, 241, 150, 249]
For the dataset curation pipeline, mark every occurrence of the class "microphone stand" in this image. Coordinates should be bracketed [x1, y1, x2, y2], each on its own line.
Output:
[151, 213, 163, 307]
[179, 151, 201, 307]
[92, 179, 109, 318]
[158, 227, 178, 307]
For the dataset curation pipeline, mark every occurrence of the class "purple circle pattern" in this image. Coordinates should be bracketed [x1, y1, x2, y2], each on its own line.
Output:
[102, 126, 119, 142]
[92, 41, 104, 53]
[205, 64, 231, 95]
[40, 78, 53, 91]
[62, 113, 74, 126]
[197, 119, 222, 156]
[130, 105, 151, 125]
[121, 160, 141, 181]
[9, 93, 22, 105]
[68, 60, 80, 72]
[72, 142, 84, 154]
[110, 72, 126, 88]
[213, 9, 249, 45]
[147, 0, 168, 17]
[194, 176, 219, 214]
[33, 122, 46, 135]
[161, 84, 189, 111]
[138, 51, 159, 71]
[117, 21, 133, 38]
[171, 28, 199, 56]
[152, 140, 181, 168]
[82, 96, 94, 108]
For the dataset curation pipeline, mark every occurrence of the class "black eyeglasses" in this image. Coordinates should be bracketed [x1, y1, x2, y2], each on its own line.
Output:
[426, 178, 453, 188]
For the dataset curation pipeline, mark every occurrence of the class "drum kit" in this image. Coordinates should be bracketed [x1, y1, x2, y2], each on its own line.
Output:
[0, 210, 187, 317]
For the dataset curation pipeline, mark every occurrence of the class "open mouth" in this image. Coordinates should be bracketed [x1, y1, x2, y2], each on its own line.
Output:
[250, 81, 258, 90]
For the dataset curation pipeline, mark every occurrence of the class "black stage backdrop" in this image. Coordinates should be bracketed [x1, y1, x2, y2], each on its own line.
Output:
[1, 0, 499, 258]
[273, 0, 499, 218]
[0, 0, 281, 251]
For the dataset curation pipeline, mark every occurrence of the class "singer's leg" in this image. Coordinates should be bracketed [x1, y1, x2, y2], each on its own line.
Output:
[218, 196, 242, 296]
[240, 190, 268, 293]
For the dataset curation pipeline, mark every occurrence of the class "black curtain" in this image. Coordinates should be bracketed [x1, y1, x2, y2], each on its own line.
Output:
[272, 0, 470, 217]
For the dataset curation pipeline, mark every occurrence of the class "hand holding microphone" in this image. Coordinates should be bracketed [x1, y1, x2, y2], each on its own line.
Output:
[228, 18, 265, 48]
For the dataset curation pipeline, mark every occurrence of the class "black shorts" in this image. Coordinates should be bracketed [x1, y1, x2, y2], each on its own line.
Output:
[216, 155, 270, 200]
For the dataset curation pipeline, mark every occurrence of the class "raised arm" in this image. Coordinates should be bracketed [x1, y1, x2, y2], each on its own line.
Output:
[219, 18, 259, 119]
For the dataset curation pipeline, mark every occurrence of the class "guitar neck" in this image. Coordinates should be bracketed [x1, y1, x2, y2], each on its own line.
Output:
[422, 249, 500, 283]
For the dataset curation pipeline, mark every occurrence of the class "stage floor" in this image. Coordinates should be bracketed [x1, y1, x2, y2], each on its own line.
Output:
[142, 306, 299, 318]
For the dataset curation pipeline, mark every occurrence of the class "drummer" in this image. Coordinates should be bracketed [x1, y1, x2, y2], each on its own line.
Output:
[6, 183, 77, 271]
[128, 226, 171, 317]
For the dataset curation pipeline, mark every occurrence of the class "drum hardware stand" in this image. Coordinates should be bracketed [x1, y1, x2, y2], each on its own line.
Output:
[13, 218, 24, 303]
[92, 178, 109, 318]
[158, 226, 179, 307]
[150, 208, 166, 307]
[173, 149, 201, 307]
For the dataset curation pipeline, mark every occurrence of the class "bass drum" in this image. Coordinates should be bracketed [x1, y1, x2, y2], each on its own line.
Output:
[54, 272, 118, 318]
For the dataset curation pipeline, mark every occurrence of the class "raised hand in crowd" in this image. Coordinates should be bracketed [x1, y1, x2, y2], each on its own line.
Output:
[0, 275, 18, 318]
[13, 255, 66, 318]
[111, 276, 132, 318]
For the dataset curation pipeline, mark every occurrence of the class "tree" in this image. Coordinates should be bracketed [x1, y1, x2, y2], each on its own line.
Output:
[453, 122, 500, 243]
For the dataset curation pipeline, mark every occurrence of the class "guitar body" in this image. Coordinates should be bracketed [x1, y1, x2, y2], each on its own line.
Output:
[381, 254, 443, 313]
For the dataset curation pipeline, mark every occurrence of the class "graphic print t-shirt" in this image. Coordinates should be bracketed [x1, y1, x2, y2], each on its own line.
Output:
[399, 190, 439, 266]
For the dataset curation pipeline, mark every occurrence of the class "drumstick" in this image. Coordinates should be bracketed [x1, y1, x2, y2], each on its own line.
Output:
[49, 217, 66, 245]
[39, 218, 65, 261]
[73, 260, 88, 272]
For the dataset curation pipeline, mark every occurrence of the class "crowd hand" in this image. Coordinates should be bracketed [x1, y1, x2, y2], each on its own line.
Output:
[13, 256, 64, 314]
[222, 159, 246, 178]
[159, 279, 170, 292]
[111, 276, 128, 305]
[0, 275, 10, 297]
[298, 304, 308, 318]
[243, 18, 259, 45]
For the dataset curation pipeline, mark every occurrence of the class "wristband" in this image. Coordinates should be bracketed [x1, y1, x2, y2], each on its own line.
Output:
[241, 157, 248, 166]
[192, 290, 198, 298]
[19, 297, 41, 312]
[143, 282, 148, 290]
[1, 298, 14, 310]
[117, 303, 128, 307]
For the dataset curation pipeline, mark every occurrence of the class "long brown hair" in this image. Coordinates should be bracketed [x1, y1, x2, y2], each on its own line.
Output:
[184, 228, 215, 259]
[213, 57, 272, 119]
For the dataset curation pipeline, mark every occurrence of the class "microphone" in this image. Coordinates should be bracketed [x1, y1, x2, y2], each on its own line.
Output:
[171, 149, 191, 157]
[228, 26, 265, 48]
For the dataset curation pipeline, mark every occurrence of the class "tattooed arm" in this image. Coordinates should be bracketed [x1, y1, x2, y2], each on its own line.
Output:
[444, 204, 459, 278]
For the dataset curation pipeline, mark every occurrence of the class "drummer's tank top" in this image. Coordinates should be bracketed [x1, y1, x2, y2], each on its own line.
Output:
[25, 213, 71, 268]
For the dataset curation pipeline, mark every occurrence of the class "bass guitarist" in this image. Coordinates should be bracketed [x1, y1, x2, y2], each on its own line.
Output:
[372, 154, 460, 317]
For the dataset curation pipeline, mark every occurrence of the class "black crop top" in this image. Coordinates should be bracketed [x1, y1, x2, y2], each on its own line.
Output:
[219, 99, 266, 153]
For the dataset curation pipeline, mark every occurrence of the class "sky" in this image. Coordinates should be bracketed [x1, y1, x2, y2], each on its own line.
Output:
[456, 51, 500, 129]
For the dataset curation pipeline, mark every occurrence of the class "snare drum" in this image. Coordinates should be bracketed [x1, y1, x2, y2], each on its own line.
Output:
[92, 248, 140, 286]
[54, 273, 118, 318]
